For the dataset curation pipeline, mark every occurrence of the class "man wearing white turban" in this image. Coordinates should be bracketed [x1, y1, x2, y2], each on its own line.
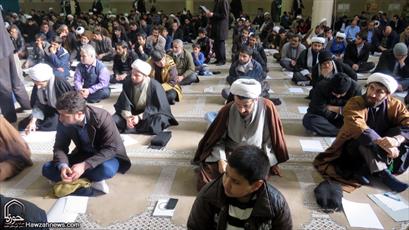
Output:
[193, 78, 289, 191]
[112, 59, 178, 135]
[18, 63, 73, 134]
[314, 73, 409, 193]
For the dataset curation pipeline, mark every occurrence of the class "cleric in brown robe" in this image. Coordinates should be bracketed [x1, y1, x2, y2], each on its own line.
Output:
[314, 73, 409, 193]
[192, 79, 289, 191]
[0, 115, 33, 181]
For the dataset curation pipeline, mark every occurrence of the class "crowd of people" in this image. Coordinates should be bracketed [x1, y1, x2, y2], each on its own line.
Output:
[0, 0, 409, 228]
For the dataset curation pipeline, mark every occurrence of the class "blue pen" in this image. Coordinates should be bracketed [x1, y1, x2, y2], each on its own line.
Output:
[384, 192, 401, 201]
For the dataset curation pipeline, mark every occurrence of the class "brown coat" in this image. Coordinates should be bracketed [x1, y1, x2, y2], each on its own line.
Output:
[0, 116, 32, 181]
[313, 96, 409, 192]
[193, 98, 289, 164]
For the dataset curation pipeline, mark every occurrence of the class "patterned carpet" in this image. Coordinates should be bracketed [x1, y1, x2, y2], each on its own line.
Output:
[2, 41, 409, 230]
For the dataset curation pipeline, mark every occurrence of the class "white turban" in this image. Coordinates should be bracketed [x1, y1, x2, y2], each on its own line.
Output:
[336, 32, 346, 39]
[76, 26, 85, 35]
[230, 79, 261, 99]
[311, 36, 325, 44]
[27, 63, 54, 81]
[367, 73, 398, 94]
[131, 59, 152, 76]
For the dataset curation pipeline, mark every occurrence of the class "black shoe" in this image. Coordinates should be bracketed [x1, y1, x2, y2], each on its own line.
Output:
[377, 170, 408, 192]
[212, 71, 221, 75]
[269, 97, 282, 105]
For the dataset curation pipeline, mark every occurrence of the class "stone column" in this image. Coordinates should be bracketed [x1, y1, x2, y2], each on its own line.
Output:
[186, 0, 194, 14]
[311, 0, 335, 27]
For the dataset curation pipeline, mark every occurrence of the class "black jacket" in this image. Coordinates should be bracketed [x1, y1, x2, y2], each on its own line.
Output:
[311, 59, 357, 88]
[187, 175, 292, 230]
[114, 78, 178, 134]
[374, 49, 409, 79]
[308, 79, 361, 121]
[372, 31, 399, 50]
[210, 0, 230, 41]
[113, 50, 138, 75]
[343, 42, 371, 66]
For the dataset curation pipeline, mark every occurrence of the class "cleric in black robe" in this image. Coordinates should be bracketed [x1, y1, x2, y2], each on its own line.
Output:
[113, 59, 178, 135]
[0, 11, 31, 122]
[18, 63, 73, 133]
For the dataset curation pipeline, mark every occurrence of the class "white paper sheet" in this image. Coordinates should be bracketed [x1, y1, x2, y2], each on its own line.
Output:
[342, 198, 384, 229]
[283, 71, 293, 78]
[297, 106, 308, 114]
[266, 75, 272, 80]
[47, 197, 78, 223]
[121, 134, 138, 147]
[152, 198, 176, 217]
[64, 196, 88, 214]
[299, 140, 324, 152]
[374, 194, 409, 211]
[203, 86, 214, 93]
[110, 83, 123, 93]
[288, 87, 304, 94]
[394, 92, 407, 98]
[21, 131, 56, 143]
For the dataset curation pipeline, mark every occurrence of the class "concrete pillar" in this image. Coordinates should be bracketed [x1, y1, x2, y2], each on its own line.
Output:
[186, 0, 194, 14]
[281, 0, 292, 16]
[311, 0, 335, 27]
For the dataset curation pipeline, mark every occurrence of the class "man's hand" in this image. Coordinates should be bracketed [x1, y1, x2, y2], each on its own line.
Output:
[375, 136, 400, 148]
[138, 45, 144, 53]
[218, 160, 227, 173]
[270, 164, 282, 177]
[398, 55, 407, 66]
[57, 67, 64, 72]
[60, 166, 74, 183]
[116, 73, 127, 81]
[206, 11, 214, 17]
[80, 88, 90, 98]
[176, 76, 184, 82]
[25, 118, 37, 135]
[126, 115, 139, 129]
[352, 64, 359, 71]
[97, 53, 106, 59]
[49, 46, 57, 54]
[326, 105, 341, 114]
[290, 60, 297, 66]
[70, 162, 90, 181]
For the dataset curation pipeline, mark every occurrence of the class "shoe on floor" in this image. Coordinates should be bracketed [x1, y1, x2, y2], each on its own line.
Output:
[91, 180, 110, 194]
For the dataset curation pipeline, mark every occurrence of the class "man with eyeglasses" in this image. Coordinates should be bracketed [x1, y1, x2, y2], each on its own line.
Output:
[314, 73, 409, 193]
[193, 79, 289, 191]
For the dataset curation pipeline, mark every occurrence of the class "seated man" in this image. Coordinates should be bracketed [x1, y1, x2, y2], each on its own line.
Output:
[188, 145, 292, 230]
[135, 32, 153, 61]
[292, 36, 325, 85]
[23, 33, 49, 69]
[223, 46, 267, 100]
[74, 44, 110, 103]
[93, 29, 114, 62]
[113, 59, 178, 135]
[303, 73, 361, 137]
[44, 36, 70, 79]
[42, 91, 131, 194]
[146, 26, 166, 52]
[193, 79, 289, 191]
[0, 115, 32, 181]
[372, 26, 399, 53]
[343, 32, 375, 73]
[314, 73, 409, 193]
[326, 32, 347, 60]
[168, 39, 199, 85]
[374, 42, 409, 92]
[310, 50, 357, 93]
[111, 41, 138, 83]
[148, 49, 183, 105]
[279, 34, 306, 72]
[18, 63, 73, 133]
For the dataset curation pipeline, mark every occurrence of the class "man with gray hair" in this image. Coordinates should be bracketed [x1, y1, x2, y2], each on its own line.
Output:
[74, 44, 110, 103]
[374, 42, 409, 91]
[168, 39, 199, 85]
[193, 78, 289, 191]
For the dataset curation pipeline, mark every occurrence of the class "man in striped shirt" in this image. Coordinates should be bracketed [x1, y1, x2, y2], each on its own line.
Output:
[188, 145, 292, 230]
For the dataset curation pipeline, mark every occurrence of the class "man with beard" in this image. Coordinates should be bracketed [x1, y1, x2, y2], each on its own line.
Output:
[188, 145, 292, 229]
[42, 91, 131, 194]
[18, 63, 73, 134]
[112, 59, 178, 135]
[279, 34, 306, 72]
[314, 73, 409, 193]
[168, 39, 199, 85]
[292, 36, 325, 86]
[146, 26, 166, 52]
[111, 41, 138, 83]
[193, 79, 289, 191]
